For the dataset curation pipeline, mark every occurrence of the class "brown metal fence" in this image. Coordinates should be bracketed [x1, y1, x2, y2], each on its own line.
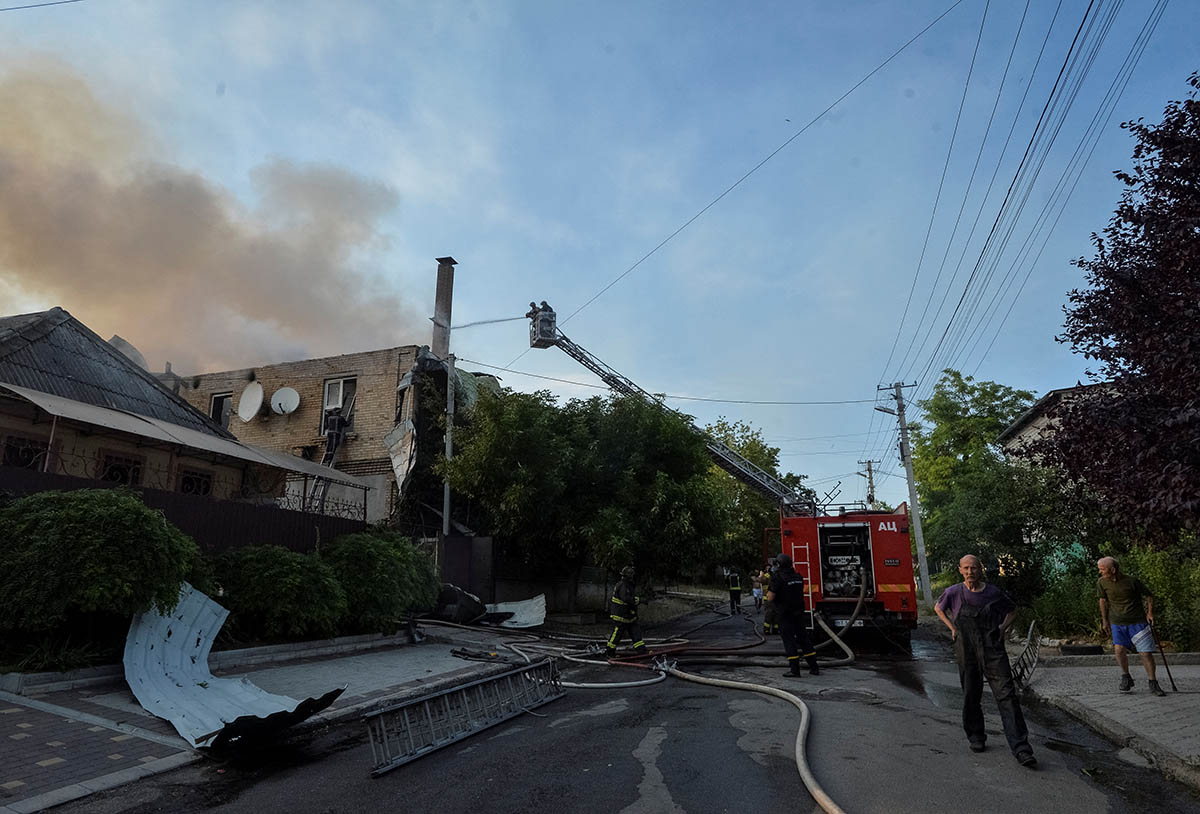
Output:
[0, 466, 366, 554]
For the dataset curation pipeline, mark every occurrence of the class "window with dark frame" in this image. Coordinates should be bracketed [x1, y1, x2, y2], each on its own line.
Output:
[178, 468, 214, 497]
[210, 393, 233, 429]
[2, 435, 49, 470]
[100, 452, 143, 486]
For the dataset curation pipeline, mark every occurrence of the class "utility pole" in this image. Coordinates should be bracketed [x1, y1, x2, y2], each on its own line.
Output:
[856, 459, 880, 507]
[876, 382, 932, 609]
[433, 256, 457, 539]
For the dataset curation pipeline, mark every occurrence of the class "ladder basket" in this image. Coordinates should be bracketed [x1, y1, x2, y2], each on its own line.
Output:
[364, 658, 564, 776]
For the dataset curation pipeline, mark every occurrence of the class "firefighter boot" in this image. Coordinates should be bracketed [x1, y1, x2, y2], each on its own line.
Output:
[784, 658, 802, 677]
[806, 656, 820, 676]
[605, 648, 617, 659]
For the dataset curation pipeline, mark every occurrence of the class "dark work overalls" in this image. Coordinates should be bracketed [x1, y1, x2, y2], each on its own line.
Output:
[955, 598, 1031, 755]
[775, 571, 818, 676]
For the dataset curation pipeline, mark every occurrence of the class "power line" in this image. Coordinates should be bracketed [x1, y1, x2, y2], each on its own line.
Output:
[0, 0, 82, 11]
[879, 0, 993, 382]
[557, 0, 967, 330]
[966, 0, 1168, 373]
[890, 0, 1034, 380]
[456, 357, 876, 405]
[504, 0, 969, 375]
[908, 0, 1108, 396]
[923, 0, 1121, 386]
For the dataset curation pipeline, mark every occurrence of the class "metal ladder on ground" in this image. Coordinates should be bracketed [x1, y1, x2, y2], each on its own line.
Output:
[364, 658, 564, 776]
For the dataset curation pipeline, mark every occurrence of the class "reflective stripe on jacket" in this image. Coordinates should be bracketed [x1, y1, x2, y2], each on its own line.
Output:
[610, 580, 638, 623]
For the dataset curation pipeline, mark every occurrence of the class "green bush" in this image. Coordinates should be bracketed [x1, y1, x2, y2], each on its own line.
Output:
[215, 545, 346, 640]
[322, 530, 439, 632]
[0, 489, 199, 632]
[1029, 566, 1100, 639]
[1119, 546, 1200, 651]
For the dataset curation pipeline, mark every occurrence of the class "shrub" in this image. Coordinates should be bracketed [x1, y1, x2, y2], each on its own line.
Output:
[322, 529, 439, 632]
[1029, 566, 1100, 639]
[0, 489, 199, 632]
[215, 545, 346, 640]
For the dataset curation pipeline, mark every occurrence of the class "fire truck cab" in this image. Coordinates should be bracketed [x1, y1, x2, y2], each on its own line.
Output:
[779, 504, 918, 640]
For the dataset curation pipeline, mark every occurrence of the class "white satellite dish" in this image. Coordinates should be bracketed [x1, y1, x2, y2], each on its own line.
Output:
[237, 381, 264, 422]
[270, 387, 301, 415]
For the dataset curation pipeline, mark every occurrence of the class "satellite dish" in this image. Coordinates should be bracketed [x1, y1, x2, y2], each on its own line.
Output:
[237, 381, 264, 422]
[270, 387, 301, 415]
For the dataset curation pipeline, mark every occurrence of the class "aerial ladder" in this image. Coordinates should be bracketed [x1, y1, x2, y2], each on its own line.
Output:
[526, 302, 815, 518]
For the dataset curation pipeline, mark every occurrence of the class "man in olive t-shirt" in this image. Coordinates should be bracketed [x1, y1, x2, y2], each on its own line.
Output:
[1097, 557, 1165, 696]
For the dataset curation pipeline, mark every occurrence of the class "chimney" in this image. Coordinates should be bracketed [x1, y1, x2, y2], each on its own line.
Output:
[431, 256, 457, 359]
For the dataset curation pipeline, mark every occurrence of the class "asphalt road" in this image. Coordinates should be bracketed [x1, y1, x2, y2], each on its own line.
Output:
[62, 612, 1200, 814]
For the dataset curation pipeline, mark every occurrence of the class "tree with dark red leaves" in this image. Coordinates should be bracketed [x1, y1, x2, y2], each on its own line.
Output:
[1026, 73, 1200, 541]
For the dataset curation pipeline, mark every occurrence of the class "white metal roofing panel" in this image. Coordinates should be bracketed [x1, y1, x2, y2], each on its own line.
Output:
[124, 584, 344, 748]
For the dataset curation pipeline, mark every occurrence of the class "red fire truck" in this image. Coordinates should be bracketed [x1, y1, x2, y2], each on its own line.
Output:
[781, 506, 918, 642]
[528, 302, 919, 646]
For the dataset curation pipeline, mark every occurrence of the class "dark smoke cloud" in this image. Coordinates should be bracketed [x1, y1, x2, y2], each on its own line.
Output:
[0, 59, 424, 373]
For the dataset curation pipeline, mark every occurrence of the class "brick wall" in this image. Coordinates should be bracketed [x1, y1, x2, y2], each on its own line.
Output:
[175, 346, 419, 521]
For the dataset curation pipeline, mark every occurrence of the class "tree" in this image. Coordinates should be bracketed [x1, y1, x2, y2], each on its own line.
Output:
[1029, 73, 1200, 539]
[911, 369, 1034, 506]
[704, 417, 813, 573]
[911, 371, 1038, 588]
[440, 389, 729, 586]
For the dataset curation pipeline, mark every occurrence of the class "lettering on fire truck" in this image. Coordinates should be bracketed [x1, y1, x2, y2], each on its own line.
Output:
[877, 520, 899, 532]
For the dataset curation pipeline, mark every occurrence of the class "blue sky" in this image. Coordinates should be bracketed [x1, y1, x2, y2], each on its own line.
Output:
[2, 0, 1197, 507]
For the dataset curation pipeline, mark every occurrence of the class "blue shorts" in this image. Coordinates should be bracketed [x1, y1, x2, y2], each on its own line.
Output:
[1112, 622, 1155, 653]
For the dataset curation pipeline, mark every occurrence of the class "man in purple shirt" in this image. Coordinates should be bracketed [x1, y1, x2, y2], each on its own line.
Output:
[935, 554, 1036, 768]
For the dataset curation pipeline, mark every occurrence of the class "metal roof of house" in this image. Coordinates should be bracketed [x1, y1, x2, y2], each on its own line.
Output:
[0, 307, 231, 438]
[0, 382, 369, 488]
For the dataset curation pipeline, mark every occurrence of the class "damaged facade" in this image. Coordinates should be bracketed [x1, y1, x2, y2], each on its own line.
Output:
[170, 346, 419, 524]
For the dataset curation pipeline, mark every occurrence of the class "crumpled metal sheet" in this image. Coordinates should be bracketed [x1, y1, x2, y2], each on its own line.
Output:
[485, 594, 547, 628]
[124, 584, 344, 748]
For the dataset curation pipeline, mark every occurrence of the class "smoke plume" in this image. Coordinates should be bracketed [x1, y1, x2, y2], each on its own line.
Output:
[0, 59, 424, 373]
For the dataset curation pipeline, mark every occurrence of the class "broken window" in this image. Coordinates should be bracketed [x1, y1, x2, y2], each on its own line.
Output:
[210, 393, 233, 429]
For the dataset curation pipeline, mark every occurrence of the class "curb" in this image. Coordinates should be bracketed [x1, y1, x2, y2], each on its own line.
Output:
[0, 753, 201, 814]
[1033, 692, 1200, 792]
[0, 631, 419, 696]
[1040, 652, 1200, 668]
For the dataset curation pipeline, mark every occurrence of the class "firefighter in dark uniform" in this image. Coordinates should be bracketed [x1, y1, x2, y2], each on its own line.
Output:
[762, 559, 779, 634]
[727, 569, 743, 614]
[768, 554, 819, 676]
[606, 566, 649, 658]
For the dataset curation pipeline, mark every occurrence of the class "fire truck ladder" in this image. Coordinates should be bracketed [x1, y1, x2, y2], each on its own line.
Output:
[527, 302, 815, 517]
[364, 658, 564, 776]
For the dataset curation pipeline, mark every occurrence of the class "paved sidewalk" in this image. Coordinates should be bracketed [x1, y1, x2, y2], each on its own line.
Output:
[0, 626, 519, 813]
[1028, 657, 1200, 791]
